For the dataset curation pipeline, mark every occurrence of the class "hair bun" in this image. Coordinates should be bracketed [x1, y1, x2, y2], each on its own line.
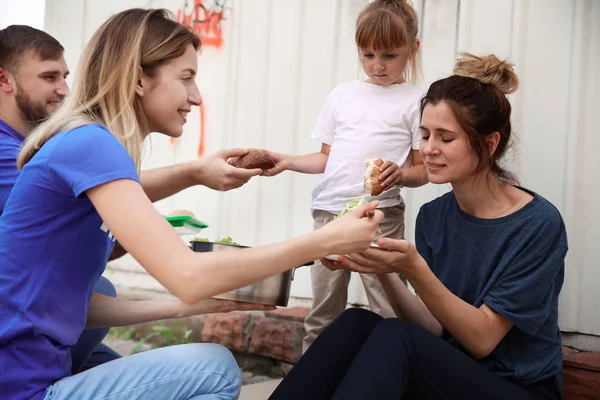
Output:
[453, 52, 519, 95]
[373, 0, 409, 5]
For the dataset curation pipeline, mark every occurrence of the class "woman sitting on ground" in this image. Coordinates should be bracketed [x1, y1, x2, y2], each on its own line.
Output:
[269, 53, 566, 400]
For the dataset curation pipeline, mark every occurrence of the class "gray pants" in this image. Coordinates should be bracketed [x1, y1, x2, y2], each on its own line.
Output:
[302, 202, 406, 353]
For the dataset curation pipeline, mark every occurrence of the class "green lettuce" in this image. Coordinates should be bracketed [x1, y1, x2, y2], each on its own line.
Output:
[334, 198, 382, 234]
[215, 236, 239, 245]
[334, 198, 368, 220]
[190, 236, 239, 245]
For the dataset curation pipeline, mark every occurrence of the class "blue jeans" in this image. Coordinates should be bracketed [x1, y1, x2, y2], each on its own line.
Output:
[44, 343, 242, 400]
[71, 276, 121, 373]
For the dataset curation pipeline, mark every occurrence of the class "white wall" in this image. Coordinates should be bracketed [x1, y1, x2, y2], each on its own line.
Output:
[0, 0, 46, 29]
[42, 0, 600, 342]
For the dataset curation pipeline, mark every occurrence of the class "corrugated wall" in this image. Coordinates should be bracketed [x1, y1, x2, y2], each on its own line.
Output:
[44, 0, 600, 343]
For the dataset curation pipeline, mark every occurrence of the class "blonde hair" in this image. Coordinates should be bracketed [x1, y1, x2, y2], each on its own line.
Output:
[355, 0, 422, 83]
[18, 9, 200, 171]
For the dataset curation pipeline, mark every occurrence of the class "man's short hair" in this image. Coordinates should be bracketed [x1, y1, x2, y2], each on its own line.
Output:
[0, 25, 64, 73]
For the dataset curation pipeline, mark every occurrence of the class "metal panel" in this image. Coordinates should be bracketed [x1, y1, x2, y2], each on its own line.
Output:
[41, 0, 600, 340]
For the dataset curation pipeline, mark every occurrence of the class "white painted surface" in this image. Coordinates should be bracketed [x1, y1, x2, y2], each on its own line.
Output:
[38, 0, 600, 339]
[0, 0, 46, 29]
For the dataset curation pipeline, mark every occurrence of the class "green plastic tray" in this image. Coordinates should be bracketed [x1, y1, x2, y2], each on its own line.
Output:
[165, 215, 209, 235]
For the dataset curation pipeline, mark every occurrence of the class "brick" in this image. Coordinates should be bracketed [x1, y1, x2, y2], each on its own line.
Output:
[202, 313, 251, 352]
[249, 318, 304, 363]
[279, 362, 294, 375]
[563, 346, 579, 357]
[564, 351, 600, 373]
[265, 307, 311, 322]
[563, 367, 600, 400]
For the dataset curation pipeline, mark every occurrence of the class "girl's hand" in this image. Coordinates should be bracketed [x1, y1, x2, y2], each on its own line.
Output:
[318, 201, 384, 256]
[261, 151, 288, 177]
[379, 161, 404, 189]
[337, 238, 427, 279]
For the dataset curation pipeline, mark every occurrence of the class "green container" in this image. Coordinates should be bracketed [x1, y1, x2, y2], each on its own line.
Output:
[165, 215, 209, 235]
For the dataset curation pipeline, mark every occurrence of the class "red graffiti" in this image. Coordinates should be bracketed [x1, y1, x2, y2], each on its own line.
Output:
[176, 0, 230, 49]
[198, 102, 205, 156]
[173, 1, 229, 156]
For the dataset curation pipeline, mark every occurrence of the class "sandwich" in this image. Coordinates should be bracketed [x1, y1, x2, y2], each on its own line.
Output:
[334, 198, 368, 220]
[363, 157, 384, 196]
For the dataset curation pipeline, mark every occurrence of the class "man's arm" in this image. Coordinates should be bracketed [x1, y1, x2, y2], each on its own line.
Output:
[86, 293, 274, 329]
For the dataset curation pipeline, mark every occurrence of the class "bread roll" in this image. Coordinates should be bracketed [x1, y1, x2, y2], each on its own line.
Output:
[169, 209, 195, 217]
[228, 149, 275, 170]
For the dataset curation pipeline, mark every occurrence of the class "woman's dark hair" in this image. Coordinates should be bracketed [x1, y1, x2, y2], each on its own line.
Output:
[421, 53, 520, 184]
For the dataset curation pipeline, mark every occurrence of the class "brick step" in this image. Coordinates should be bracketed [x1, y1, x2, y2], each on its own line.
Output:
[123, 306, 600, 399]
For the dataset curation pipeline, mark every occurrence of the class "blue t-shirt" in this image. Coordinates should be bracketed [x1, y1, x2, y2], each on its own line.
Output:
[0, 124, 139, 400]
[415, 189, 566, 387]
[0, 120, 25, 214]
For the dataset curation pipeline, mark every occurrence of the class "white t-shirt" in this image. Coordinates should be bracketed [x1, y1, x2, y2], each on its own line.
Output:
[311, 80, 423, 213]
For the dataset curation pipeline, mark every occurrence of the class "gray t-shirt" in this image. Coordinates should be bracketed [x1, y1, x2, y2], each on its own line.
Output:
[415, 188, 566, 386]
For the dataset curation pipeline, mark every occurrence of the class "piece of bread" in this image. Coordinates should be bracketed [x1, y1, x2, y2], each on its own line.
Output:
[169, 209, 195, 217]
[363, 158, 384, 196]
[228, 149, 275, 170]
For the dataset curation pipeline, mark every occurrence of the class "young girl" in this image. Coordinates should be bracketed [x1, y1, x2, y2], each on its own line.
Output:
[0, 9, 383, 400]
[269, 54, 565, 400]
[263, 0, 428, 352]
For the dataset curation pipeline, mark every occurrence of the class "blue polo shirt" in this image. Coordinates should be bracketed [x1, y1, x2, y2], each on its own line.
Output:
[415, 189, 566, 388]
[0, 120, 25, 214]
[0, 123, 140, 400]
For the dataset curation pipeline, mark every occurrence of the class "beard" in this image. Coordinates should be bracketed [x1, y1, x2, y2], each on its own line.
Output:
[15, 85, 53, 127]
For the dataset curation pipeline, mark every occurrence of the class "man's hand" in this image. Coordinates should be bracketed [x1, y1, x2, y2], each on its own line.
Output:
[176, 298, 275, 317]
[193, 148, 262, 191]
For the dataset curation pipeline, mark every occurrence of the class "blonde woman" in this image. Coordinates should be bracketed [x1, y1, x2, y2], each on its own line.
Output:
[0, 9, 383, 400]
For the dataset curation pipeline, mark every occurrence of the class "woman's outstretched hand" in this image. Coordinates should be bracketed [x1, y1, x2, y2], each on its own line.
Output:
[322, 237, 426, 279]
[317, 201, 384, 257]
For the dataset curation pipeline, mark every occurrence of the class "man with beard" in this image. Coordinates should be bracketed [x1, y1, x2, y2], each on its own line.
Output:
[0, 26, 69, 210]
[0, 24, 123, 375]
[0, 25, 262, 374]
[0, 25, 124, 373]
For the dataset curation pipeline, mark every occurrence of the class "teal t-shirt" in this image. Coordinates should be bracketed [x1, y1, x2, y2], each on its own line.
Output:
[415, 189, 566, 387]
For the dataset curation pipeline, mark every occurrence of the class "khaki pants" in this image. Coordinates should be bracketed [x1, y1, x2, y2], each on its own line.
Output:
[302, 202, 405, 353]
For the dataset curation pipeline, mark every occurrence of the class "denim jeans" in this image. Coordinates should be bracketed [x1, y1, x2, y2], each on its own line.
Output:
[44, 343, 242, 400]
